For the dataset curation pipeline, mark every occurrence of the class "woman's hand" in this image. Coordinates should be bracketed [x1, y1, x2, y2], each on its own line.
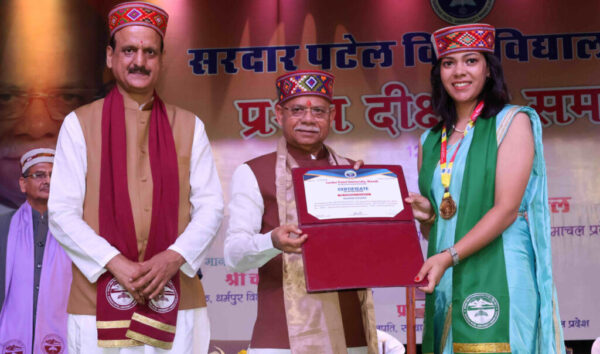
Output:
[405, 192, 434, 222]
[415, 251, 453, 293]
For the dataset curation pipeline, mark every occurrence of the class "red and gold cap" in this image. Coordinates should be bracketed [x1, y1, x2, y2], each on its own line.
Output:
[276, 70, 335, 104]
[108, 1, 169, 38]
[431, 23, 495, 59]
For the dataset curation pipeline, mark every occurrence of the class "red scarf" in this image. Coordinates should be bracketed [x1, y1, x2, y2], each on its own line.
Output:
[96, 87, 180, 349]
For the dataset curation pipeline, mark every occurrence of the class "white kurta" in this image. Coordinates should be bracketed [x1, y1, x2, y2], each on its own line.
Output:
[224, 163, 281, 273]
[48, 109, 224, 353]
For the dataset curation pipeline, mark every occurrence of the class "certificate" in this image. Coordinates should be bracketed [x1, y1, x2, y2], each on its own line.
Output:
[303, 168, 404, 220]
[292, 165, 425, 291]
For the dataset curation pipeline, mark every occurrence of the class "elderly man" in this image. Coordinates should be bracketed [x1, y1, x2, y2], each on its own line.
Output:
[48, 2, 223, 353]
[224, 70, 378, 353]
[0, 148, 71, 354]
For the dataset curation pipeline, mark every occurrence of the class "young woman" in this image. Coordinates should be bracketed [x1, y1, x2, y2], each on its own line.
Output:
[406, 24, 565, 353]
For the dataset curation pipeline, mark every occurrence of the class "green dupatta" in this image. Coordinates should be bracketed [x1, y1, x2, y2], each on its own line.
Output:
[419, 115, 511, 354]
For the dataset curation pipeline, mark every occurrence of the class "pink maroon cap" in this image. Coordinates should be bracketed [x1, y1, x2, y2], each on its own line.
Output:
[431, 23, 495, 59]
[276, 70, 335, 104]
[108, 1, 169, 38]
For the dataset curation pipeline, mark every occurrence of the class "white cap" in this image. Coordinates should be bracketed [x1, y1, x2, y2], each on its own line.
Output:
[20, 148, 55, 174]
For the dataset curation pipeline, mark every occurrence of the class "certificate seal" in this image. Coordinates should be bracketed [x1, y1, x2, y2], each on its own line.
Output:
[344, 170, 357, 178]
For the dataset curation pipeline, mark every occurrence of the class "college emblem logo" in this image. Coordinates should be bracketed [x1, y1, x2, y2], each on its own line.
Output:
[430, 0, 495, 24]
[106, 277, 137, 310]
[344, 170, 357, 178]
[462, 292, 500, 329]
[2, 339, 26, 354]
[148, 280, 178, 313]
[41, 334, 64, 354]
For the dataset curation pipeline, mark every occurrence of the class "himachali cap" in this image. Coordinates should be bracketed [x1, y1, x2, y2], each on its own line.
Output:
[20, 148, 55, 174]
[108, 1, 169, 38]
[276, 70, 335, 104]
[431, 23, 495, 59]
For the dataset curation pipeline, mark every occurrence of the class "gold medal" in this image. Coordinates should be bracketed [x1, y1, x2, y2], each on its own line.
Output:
[438, 102, 484, 220]
[440, 195, 457, 219]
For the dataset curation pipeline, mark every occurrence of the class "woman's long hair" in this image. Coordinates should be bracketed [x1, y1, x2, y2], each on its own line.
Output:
[430, 52, 510, 131]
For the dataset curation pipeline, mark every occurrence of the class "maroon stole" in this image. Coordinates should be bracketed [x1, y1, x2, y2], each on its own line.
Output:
[96, 87, 180, 349]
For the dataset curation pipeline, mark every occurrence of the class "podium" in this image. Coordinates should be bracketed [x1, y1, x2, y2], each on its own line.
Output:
[292, 165, 425, 292]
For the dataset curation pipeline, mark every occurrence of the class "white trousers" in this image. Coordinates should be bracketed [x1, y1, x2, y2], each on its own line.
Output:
[67, 308, 209, 354]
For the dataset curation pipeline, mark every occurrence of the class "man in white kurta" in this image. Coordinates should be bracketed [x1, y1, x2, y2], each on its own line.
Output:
[48, 2, 223, 353]
[225, 70, 378, 354]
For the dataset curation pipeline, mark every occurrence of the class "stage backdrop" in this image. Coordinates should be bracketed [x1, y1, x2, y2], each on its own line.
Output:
[1, 0, 598, 348]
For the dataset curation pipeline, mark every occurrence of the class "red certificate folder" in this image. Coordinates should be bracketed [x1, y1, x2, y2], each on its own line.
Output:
[292, 165, 425, 292]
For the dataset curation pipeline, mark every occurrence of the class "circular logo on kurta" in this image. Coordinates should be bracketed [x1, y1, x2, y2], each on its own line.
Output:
[430, 0, 495, 24]
[344, 170, 357, 178]
[41, 334, 64, 354]
[462, 292, 500, 329]
[106, 277, 137, 310]
[148, 280, 178, 313]
[2, 339, 26, 354]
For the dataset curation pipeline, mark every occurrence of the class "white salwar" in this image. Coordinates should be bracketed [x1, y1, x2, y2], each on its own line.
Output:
[68, 309, 209, 354]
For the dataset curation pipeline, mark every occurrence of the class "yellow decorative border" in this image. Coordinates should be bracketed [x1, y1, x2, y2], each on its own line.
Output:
[496, 106, 521, 147]
[96, 320, 131, 329]
[131, 312, 176, 333]
[453, 342, 511, 353]
[440, 304, 452, 353]
[553, 295, 562, 350]
[97, 339, 140, 347]
[126, 330, 173, 350]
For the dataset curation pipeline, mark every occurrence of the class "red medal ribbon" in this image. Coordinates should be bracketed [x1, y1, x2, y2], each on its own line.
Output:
[440, 101, 484, 197]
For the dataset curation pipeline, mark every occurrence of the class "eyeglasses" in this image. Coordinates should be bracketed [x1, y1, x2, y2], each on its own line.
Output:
[23, 171, 52, 180]
[282, 105, 331, 119]
[0, 88, 98, 122]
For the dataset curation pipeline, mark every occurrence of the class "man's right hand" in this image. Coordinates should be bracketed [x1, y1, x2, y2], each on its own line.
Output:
[405, 192, 434, 222]
[105, 254, 149, 304]
[271, 224, 308, 253]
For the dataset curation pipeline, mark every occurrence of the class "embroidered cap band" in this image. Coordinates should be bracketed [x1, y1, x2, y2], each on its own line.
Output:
[431, 23, 495, 59]
[276, 70, 334, 104]
[20, 148, 55, 174]
[108, 1, 169, 38]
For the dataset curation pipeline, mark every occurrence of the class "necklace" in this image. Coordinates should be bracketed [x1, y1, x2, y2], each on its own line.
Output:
[452, 124, 465, 133]
[439, 101, 484, 219]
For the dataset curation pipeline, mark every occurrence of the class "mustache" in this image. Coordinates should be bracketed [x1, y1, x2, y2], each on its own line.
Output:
[128, 65, 151, 75]
[294, 124, 320, 133]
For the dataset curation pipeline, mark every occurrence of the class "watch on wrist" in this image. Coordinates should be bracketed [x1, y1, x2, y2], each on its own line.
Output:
[442, 246, 459, 266]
